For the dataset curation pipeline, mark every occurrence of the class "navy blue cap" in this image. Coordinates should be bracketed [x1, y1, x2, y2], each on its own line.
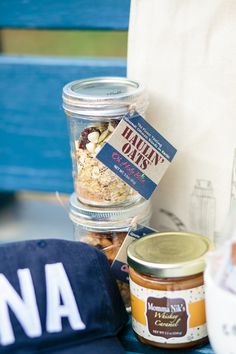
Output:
[0, 239, 128, 353]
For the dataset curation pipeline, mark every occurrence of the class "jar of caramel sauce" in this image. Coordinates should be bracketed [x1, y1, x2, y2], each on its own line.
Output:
[127, 232, 213, 349]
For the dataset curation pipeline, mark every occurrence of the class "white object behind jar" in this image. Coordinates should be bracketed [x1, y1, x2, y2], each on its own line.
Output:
[205, 252, 236, 354]
[128, 0, 236, 243]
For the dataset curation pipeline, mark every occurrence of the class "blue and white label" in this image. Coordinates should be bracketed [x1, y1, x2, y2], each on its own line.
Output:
[111, 225, 157, 283]
[96, 112, 177, 199]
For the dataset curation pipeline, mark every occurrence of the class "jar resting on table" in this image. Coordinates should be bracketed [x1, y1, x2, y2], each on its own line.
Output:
[63, 77, 148, 207]
[127, 232, 213, 349]
[69, 193, 152, 309]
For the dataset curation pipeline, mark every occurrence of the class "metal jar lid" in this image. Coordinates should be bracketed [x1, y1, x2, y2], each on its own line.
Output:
[62, 77, 148, 117]
[127, 232, 214, 278]
[69, 193, 152, 231]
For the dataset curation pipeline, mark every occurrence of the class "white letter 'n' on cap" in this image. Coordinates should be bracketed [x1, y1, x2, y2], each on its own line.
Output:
[0, 269, 42, 346]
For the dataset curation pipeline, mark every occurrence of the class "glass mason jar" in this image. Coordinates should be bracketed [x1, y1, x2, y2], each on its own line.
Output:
[69, 193, 152, 309]
[127, 232, 213, 349]
[63, 77, 148, 207]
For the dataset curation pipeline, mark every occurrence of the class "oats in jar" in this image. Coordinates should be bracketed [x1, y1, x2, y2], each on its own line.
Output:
[68, 193, 152, 309]
[63, 77, 148, 206]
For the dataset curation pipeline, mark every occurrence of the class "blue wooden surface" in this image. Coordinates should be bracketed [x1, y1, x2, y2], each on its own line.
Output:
[120, 319, 214, 354]
[0, 55, 126, 193]
[0, 0, 130, 30]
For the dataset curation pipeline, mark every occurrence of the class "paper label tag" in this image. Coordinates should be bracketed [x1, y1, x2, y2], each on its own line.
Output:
[130, 278, 207, 344]
[96, 112, 177, 199]
[111, 224, 157, 283]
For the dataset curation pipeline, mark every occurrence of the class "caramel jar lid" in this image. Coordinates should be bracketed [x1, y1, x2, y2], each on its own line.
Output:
[127, 232, 213, 278]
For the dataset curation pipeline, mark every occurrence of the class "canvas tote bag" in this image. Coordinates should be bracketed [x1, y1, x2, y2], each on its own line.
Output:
[128, 0, 236, 243]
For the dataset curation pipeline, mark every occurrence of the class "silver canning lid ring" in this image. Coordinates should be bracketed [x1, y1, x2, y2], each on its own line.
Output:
[69, 193, 152, 230]
[62, 77, 148, 117]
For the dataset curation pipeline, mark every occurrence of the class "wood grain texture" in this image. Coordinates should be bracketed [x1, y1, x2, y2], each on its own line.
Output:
[0, 55, 126, 193]
[0, 0, 130, 30]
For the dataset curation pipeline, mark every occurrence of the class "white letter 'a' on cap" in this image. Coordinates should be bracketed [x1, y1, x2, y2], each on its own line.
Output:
[0, 269, 42, 346]
[45, 263, 86, 333]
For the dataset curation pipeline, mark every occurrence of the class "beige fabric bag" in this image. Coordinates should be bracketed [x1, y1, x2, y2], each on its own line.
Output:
[128, 0, 236, 242]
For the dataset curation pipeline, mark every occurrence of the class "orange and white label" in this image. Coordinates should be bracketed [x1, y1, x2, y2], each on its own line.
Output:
[130, 278, 207, 344]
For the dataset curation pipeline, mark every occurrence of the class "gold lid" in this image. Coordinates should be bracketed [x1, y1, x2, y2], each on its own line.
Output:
[127, 232, 213, 278]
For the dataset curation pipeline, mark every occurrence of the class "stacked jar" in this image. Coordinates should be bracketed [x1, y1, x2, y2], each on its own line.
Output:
[69, 193, 151, 308]
[63, 77, 148, 206]
[63, 77, 150, 308]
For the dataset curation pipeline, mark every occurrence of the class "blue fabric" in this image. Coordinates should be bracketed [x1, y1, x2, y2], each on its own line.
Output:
[41, 337, 125, 354]
[120, 318, 214, 354]
[0, 239, 128, 353]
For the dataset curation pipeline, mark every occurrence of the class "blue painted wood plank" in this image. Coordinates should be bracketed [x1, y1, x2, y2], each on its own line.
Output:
[120, 319, 214, 354]
[0, 55, 126, 193]
[0, 0, 130, 30]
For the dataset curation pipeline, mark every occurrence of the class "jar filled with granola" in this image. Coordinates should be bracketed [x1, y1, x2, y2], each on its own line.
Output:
[63, 77, 148, 206]
[69, 193, 152, 309]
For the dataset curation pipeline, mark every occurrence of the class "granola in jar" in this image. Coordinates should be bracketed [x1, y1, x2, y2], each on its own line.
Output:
[68, 193, 152, 309]
[75, 120, 138, 205]
[79, 230, 127, 264]
[63, 77, 148, 206]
